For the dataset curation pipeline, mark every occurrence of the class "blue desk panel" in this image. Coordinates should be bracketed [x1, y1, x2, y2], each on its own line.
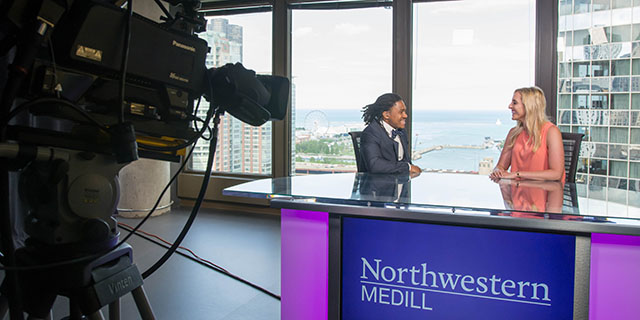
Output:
[342, 217, 576, 320]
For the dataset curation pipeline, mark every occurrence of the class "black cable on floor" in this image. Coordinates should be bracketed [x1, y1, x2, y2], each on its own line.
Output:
[118, 222, 281, 301]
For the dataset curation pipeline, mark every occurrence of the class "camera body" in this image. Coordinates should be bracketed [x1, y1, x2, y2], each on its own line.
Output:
[2, 0, 289, 250]
[18, 1, 209, 144]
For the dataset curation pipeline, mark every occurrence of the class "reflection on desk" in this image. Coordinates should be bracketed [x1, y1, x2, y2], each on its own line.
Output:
[495, 179, 590, 221]
[223, 172, 640, 222]
[353, 173, 411, 202]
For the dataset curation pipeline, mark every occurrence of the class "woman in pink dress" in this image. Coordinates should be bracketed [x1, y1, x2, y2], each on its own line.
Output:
[489, 87, 565, 183]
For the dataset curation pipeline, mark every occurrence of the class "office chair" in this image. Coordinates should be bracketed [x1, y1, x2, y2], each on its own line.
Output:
[562, 183, 580, 214]
[348, 131, 366, 172]
[561, 132, 584, 183]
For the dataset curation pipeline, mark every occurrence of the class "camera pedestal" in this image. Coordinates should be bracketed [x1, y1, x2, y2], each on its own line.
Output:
[1, 243, 155, 320]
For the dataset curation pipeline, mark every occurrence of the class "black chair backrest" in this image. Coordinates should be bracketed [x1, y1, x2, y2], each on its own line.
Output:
[562, 183, 579, 214]
[561, 132, 584, 183]
[348, 131, 366, 172]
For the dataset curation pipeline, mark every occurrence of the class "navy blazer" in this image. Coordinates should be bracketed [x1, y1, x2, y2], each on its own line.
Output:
[358, 173, 411, 200]
[360, 122, 411, 174]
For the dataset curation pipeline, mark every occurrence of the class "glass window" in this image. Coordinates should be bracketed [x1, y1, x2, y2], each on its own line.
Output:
[559, 62, 572, 78]
[612, 93, 630, 108]
[560, 0, 573, 15]
[631, 162, 640, 178]
[592, 94, 609, 108]
[632, 128, 640, 143]
[411, 0, 534, 173]
[594, 143, 609, 157]
[292, 7, 392, 175]
[578, 157, 589, 173]
[613, 59, 630, 75]
[574, 29, 591, 45]
[595, 0, 611, 11]
[592, 126, 609, 142]
[191, 13, 273, 175]
[574, 94, 590, 108]
[559, 94, 572, 109]
[612, 77, 630, 91]
[575, 0, 591, 13]
[632, 59, 640, 75]
[610, 144, 629, 159]
[574, 61, 590, 77]
[632, 94, 640, 108]
[633, 24, 640, 41]
[614, 0, 633, 9]
[633, 111, 640, 124]
[610, 160, 628, 176]
[591, 159, 609, 175]
[611, 127, 630, 143]
[611, 110, 630, 125]
[593, 77, 611, 91]
[612, 25, 632, 43]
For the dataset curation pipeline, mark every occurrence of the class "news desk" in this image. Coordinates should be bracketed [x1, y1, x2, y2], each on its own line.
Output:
[223, 172, 640, 320]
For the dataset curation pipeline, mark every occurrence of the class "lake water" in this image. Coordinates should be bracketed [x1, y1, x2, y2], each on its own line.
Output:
[296, 109, 514, 172]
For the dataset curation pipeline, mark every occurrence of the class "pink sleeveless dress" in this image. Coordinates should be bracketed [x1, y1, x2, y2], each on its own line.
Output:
[511, 122, 565, 184]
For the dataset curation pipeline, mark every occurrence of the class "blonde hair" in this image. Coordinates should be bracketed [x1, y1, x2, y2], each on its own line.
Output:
[506, 87, 549, 152]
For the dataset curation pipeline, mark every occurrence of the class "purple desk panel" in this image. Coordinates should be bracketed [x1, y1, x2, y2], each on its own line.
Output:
[281, 209, 328, 320]
[589, 233, 640, 320]
[281, 211, 640, 320]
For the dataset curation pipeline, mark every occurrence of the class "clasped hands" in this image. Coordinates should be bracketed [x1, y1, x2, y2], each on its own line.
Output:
[489, 167, 518, 182]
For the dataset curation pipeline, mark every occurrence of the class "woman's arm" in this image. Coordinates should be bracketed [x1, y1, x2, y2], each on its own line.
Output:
[500, 126, 565, 181]
[489, 128, 516, 181]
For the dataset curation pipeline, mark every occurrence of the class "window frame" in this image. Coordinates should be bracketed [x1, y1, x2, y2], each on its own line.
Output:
[178, 0, 554, 204]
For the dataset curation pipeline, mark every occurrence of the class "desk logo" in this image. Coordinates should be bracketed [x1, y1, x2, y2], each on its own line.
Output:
[360, 257, 551, 312]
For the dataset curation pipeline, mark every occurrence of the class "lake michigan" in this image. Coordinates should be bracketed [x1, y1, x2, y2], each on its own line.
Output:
[296, 109, 515, 172]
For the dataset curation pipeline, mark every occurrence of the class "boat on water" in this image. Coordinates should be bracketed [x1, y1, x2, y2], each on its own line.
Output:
[496, 118, 502, 125]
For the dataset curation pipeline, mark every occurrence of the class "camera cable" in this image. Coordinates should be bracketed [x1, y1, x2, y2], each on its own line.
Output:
[141, 108, 221, 279]
[118, 221, 281, 300]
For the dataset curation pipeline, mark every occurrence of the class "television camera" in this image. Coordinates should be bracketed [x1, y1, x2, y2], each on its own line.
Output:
[0, 0, 289, 318]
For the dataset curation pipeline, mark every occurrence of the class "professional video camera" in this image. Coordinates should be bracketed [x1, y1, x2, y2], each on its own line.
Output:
[0, 0, 289, 318]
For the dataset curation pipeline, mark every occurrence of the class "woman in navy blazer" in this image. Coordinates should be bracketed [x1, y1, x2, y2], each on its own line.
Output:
[360, 93, 422, 175]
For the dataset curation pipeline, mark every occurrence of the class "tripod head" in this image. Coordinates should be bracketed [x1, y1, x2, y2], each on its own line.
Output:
[18, 147, 124, 250]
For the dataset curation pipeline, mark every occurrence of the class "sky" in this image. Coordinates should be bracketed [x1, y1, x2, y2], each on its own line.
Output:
[212, 0, 536, 111]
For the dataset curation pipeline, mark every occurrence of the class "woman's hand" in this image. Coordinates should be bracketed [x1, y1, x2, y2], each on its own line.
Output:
[489, 167, 506, 181]
[500, 171, 518, 179]
[490, 167, 520, 181]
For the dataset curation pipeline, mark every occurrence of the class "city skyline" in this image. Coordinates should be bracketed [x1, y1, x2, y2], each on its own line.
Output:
[193, 18, 273, 174]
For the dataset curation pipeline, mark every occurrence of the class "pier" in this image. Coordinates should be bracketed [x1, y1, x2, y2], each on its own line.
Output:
[411, 139, 502, 161]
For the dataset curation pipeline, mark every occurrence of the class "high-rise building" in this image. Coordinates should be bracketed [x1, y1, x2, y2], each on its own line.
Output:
[193, 18, 273, 175]
[557, 1, 640, 205]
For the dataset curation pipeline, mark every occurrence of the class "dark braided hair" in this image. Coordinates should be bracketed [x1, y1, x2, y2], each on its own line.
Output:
[361, 93, 403, 125]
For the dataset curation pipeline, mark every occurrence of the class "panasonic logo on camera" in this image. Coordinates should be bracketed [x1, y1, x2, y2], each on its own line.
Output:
[169, 72, 189, 83]
[172, 40, 196, 52]
[359, 257, 551, 312]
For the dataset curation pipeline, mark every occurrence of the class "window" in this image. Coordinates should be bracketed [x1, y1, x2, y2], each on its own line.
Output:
[179, 1, 640, 209]
[191, 13, 273, 175]
[292, 7, 392, 175]
[412, 0, 536, 173]
[557, 0, 640, 203]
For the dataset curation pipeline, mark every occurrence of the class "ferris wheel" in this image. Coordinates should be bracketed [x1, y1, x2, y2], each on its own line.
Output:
[303, 110, 329, 135]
